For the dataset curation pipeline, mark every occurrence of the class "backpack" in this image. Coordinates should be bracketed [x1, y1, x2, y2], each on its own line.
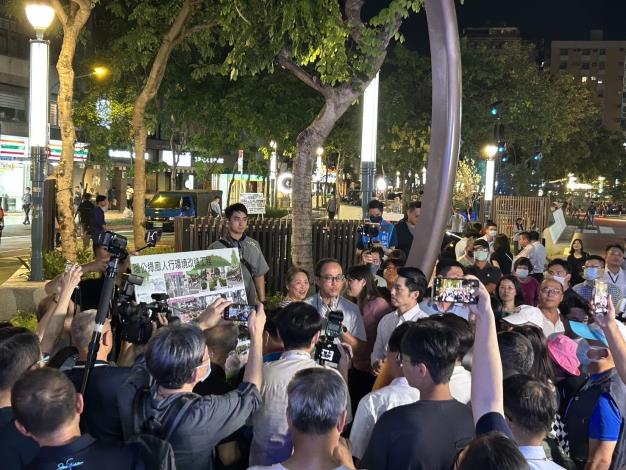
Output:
[129, 388, 200, 470]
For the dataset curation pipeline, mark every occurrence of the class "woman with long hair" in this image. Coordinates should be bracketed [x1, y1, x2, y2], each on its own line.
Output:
[490, 234, 513, 275]
[495, 275, 525, 318]
[567, 238, 588, 286]
[346, 264, 393, 406]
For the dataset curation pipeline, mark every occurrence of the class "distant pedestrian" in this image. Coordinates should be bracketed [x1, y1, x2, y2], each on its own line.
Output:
[22, 187, 32, 225]
[587, 202, 596, 226]
[125, 185, 134, 209]
[210, 195, 221, 217]
[326, 193, 338, 220]
[91, 195, 108, 246]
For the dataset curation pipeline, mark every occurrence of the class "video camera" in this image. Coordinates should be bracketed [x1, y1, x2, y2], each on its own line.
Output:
[357, 221, 380, 251]
[314, 310, 344, 366]
[96, 231, 128, 258]
[113, 273, 175, 345]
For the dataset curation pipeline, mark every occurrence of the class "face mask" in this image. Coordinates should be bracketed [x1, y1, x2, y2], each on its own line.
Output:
[369, 216, 382, 223]
[577, 340, 607, 369]
[584, 267, 599, 281]
[474, 251, 489, 262]
[547, 273, 567, 287]
[489, 230, 497, 237]
[515, 268, 529, 278]
[198, 361, 211, 383]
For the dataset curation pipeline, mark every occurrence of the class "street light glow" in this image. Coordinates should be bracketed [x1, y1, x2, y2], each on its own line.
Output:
[483, 144, 498, 159]
[25, 2, 55, 38]
[93, 66, 109, 78]
[376, 176, 387, 192]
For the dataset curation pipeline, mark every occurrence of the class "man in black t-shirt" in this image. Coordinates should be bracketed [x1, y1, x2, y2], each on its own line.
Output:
[12, 368, 146, 470]
[361, 319, 475, 470]
[0, 328, 41, 470]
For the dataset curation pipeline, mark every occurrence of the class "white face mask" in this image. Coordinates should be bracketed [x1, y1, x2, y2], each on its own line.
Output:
[547, 273, 567, 287]
[474, 250, 489, 262]
[489, 230, 497, 238]
[577, 340, 607, 370]
[515, 268, 529, 279]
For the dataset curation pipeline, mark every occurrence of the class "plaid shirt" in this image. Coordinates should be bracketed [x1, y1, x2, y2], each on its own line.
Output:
[573, 281, 623, 307]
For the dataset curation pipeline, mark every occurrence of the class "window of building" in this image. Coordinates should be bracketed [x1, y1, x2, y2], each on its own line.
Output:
[582, 63, 590, 70]
[560, 48, 568, 55]
[0, 30, 7, 55]
[559, 62, 567, 70]
[600, 49, 606, 55]
[591, 76, 597, 81]
[599, 62, 606, 70]
[49, 101, 58, 127]
[583, 49, 590, 55]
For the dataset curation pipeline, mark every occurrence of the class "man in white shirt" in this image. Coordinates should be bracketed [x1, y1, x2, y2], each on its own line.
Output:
[371, 267, 428, 373]
[604, 244, 626, 297]
[503, 374, 565, 469]
[514, 231, 534, 264]
[249, 302, 350, 466]
[305, 258, 367, 355]
[529, 231, 547, 282]
[248, 368, 354, 470]
[480, 222, 498, 253]
[350, 323, 420, 462]
[505, 280, 565, 338]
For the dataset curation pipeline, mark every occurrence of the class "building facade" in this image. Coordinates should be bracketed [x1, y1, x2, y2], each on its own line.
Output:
[550, 31, 626, 133]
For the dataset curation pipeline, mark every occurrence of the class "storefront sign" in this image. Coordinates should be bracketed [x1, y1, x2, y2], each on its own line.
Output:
[0, 135, 88, 161]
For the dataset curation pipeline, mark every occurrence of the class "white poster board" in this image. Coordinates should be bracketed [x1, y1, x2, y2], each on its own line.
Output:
[130, 248, 248, 323]
[240, 192, 266, 215]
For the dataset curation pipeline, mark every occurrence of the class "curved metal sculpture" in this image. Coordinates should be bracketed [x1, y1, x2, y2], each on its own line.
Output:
[407, 0, 462, 276]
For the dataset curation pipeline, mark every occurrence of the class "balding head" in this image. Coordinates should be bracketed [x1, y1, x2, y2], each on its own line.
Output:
[204, 323, 239, 367]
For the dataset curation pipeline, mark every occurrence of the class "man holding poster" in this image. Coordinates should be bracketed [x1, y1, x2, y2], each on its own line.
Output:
[209, 203, 269, 304]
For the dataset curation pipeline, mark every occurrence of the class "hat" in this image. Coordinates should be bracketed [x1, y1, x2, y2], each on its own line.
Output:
[547, 334, 581, 376]
[473, 239, 489, 250]
[569, 321, 608, 347]
[502, 305, 544, 329]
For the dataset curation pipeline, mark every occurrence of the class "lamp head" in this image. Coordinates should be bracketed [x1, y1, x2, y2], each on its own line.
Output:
[93, 66, 109, 79]
[25, 2, 55, 39]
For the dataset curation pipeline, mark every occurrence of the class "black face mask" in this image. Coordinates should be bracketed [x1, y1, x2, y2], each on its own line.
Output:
[369, 216, 382, 223]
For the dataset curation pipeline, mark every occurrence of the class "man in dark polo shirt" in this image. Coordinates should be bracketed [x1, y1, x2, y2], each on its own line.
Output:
[467, 239, 502, 293]
[12, 368, 146, 470]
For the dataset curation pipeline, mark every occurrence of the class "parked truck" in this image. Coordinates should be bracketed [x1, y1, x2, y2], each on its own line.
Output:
[145, 190, 222, 232]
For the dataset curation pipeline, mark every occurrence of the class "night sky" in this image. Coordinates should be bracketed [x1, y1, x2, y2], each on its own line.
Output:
[401, 0, 626, 54]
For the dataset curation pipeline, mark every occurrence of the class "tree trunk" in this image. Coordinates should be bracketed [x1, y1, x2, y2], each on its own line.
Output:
[131, 0, 195, 248]
[291, 93, 355, 273]
[53, 2, 93, 261]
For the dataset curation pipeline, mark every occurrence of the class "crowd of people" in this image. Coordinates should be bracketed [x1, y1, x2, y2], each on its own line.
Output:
[4, 199, 626, 470]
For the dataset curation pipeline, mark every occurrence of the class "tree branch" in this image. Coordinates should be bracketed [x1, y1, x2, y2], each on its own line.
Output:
[49, 0, 68, 26]
[344, 0, 365, 42]
[72, 0, 93, 10]
[277, 50, 329, 97]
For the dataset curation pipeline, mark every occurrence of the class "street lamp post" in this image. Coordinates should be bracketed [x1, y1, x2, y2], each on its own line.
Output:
[25, 1, 55, 281]
[361, 72, 379, 217]
[482, 144, 498, 221]
[269, 140, 277, 208]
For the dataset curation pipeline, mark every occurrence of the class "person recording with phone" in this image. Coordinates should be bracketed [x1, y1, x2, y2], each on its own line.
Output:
[573, 255, 624, 308]
[118, 298, 266, 470]
[420, 260, 471, 320]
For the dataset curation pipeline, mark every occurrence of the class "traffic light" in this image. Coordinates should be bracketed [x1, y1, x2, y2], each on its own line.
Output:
[489, 100, 503, 117]
[532, 152, 543, 161]
[498, 142, 506, 153]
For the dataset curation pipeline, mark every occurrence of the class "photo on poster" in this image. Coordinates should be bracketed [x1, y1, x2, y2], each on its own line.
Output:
[130, 248, 248, 323]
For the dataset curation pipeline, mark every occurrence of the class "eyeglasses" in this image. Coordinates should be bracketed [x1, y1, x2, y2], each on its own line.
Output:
[321, 275, 345, 283]
[540, 287, 562, 295]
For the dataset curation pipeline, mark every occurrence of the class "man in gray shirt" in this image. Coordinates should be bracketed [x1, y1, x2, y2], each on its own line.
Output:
[208, 203, 269, 304]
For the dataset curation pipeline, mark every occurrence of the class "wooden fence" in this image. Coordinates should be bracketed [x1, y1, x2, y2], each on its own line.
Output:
[493, 196, 552, 239]
[174, 217, 360, 295]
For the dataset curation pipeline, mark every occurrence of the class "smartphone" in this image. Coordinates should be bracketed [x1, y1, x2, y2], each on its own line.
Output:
[592, 280, 609, 315]
[223, 304, 255, 322]
[432, 278, 479, 304]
